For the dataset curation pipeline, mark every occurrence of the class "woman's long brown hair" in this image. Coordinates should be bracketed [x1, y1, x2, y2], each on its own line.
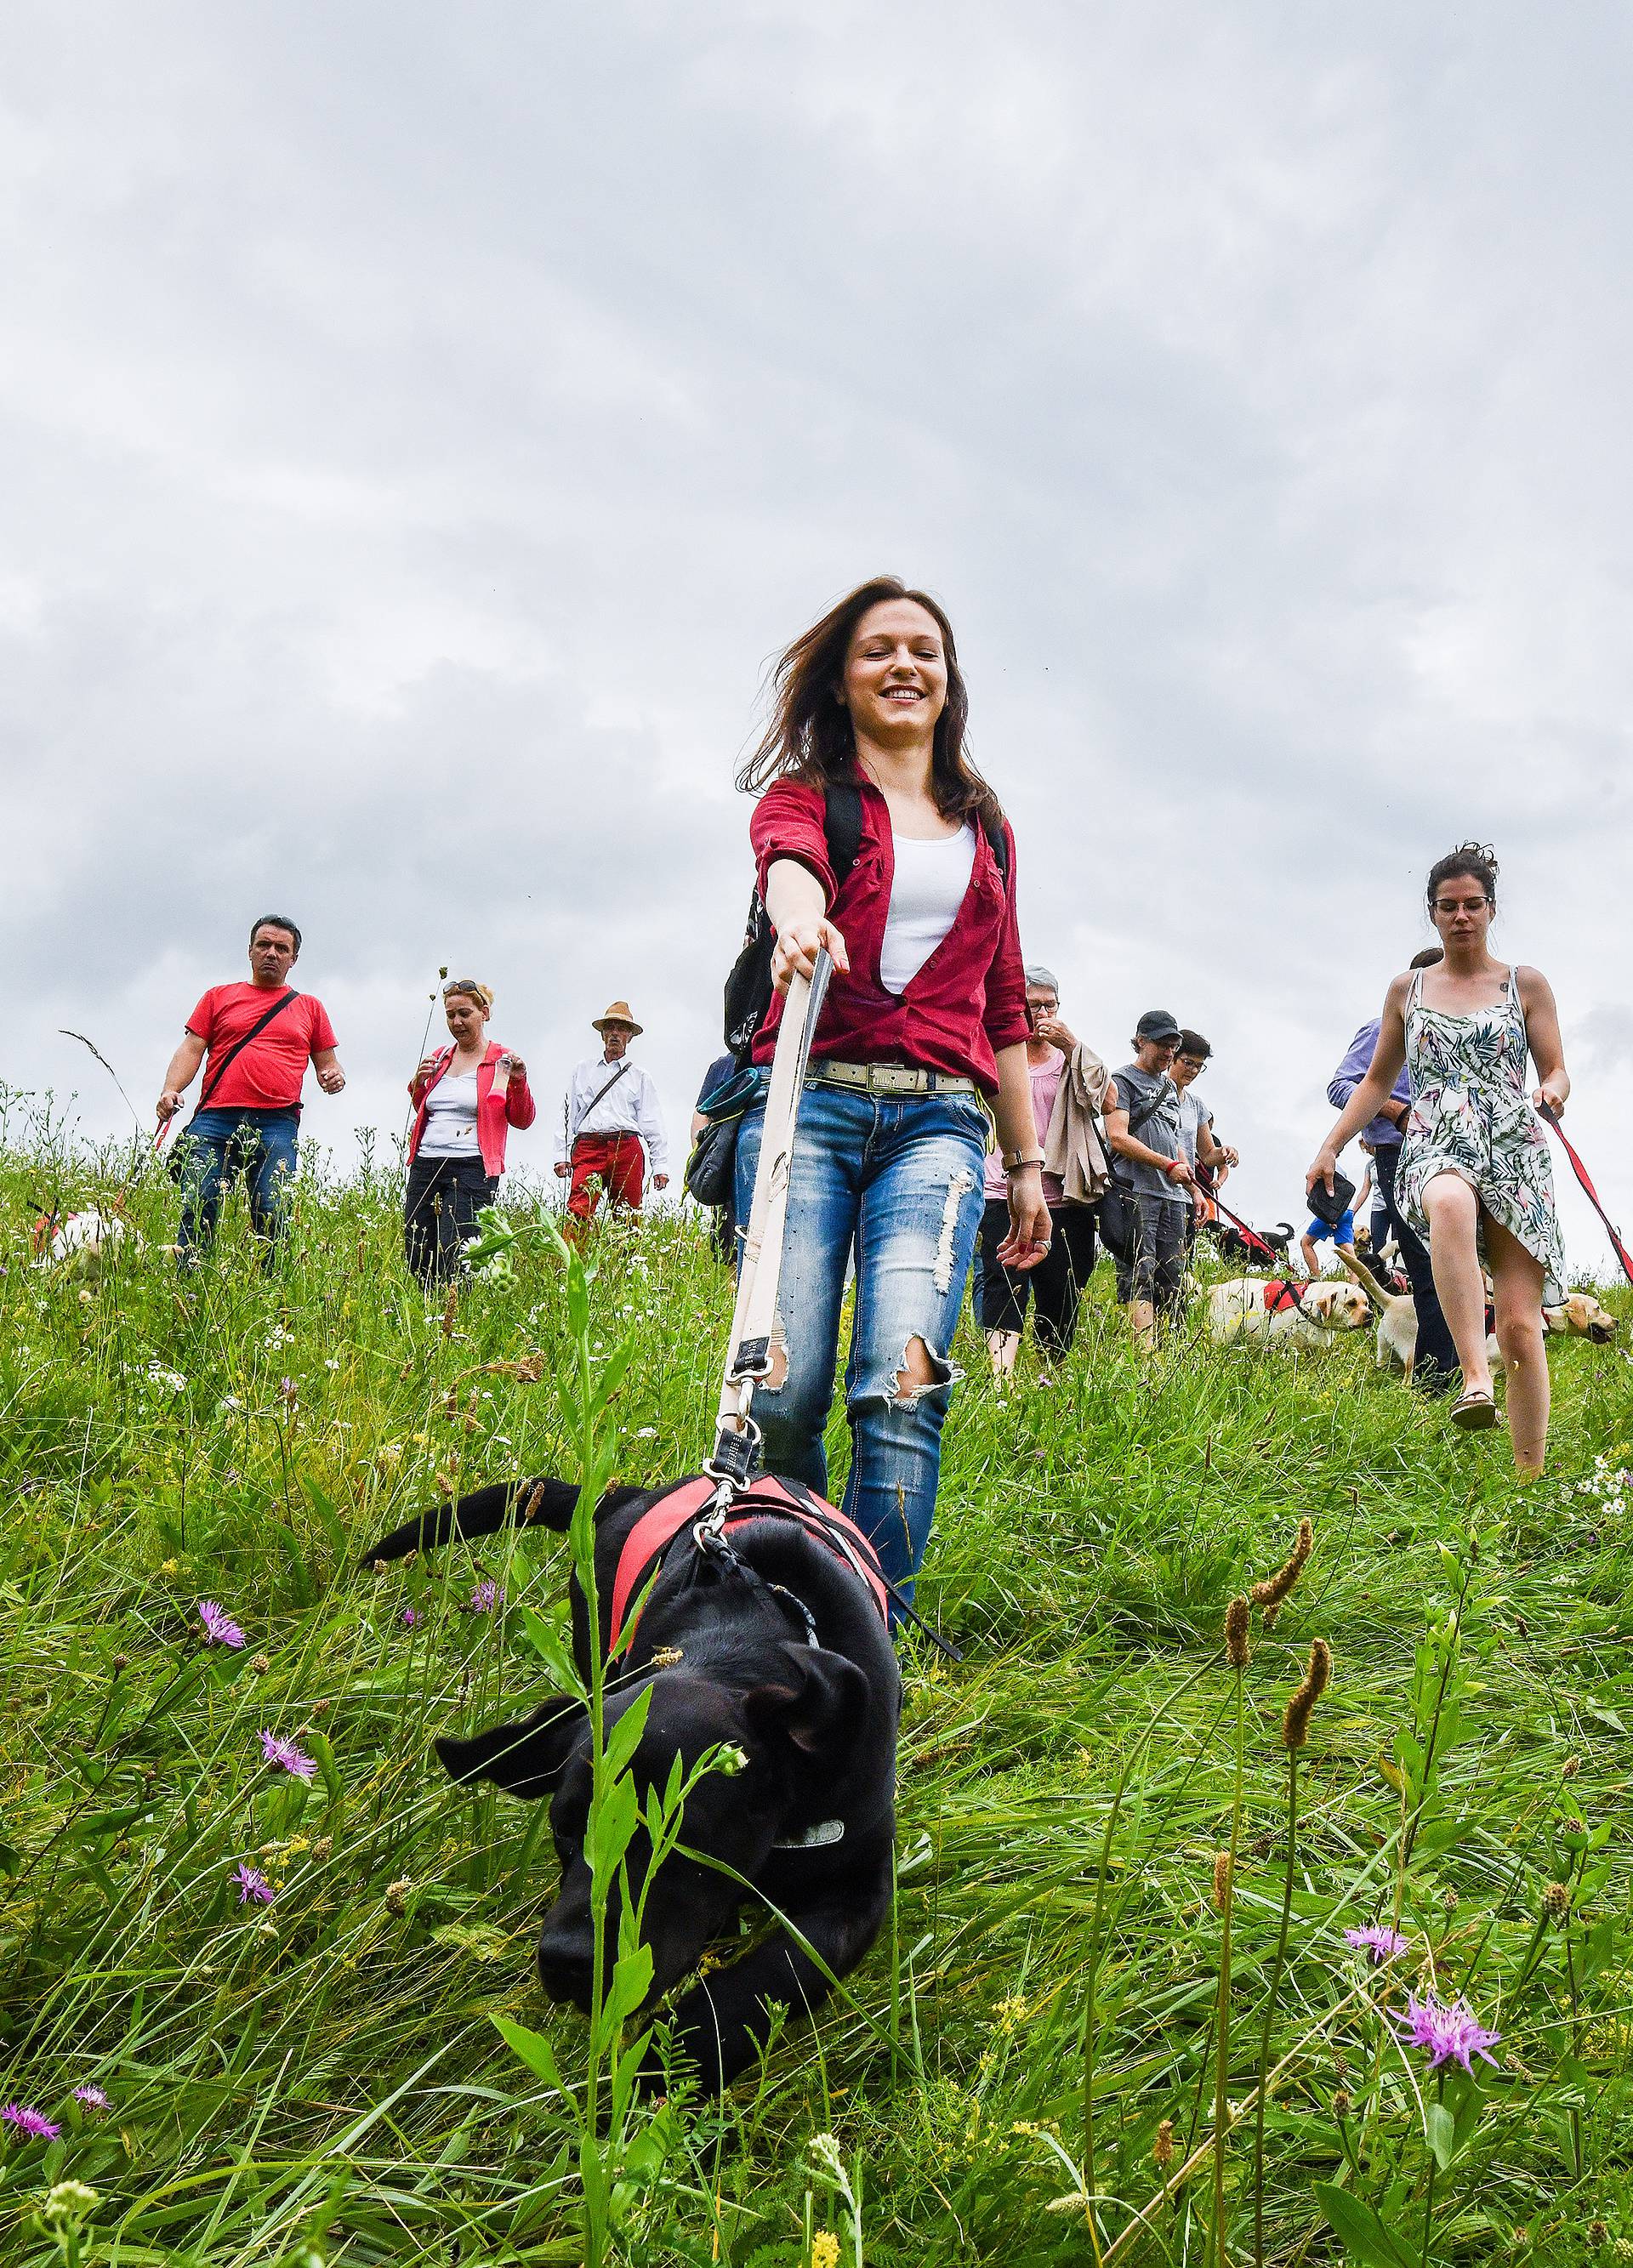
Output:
[736, 576, 1004, 828]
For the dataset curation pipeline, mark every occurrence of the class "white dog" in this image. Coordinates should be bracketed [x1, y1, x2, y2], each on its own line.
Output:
[1333, 1250, 1617, 1372]
[1206, 1276, 1371, 1349]
[34, 1208, 144, 1275]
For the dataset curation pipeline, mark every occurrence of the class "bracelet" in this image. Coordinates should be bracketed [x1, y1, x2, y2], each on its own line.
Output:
[1002, 1151, 1045, 1173]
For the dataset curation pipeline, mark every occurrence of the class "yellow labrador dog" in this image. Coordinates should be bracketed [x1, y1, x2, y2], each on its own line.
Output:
[1206, 1276, 1371, 1349]
[1334, 1251, 1618, 1373]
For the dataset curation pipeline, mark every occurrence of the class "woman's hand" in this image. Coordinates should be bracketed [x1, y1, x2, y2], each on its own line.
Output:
[1306, 1144, 1340, 1198]
[413, 1054, 440, 1088]
[995, 1164, 1050, 1270]
[498, 1051, 525, 1079]
[1033, 1014, 1077, 1054]
[771, 916, 850, 994]
[1533, 1076, 1567, 1117]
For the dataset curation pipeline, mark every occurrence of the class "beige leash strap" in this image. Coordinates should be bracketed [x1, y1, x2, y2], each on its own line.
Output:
[707, 950, 833, 1492]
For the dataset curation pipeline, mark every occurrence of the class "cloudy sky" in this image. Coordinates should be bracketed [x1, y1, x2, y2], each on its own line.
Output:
[6, 3, 1631, 1275]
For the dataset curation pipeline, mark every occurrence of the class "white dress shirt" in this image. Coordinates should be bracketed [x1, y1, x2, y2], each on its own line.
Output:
[556, 1054, 669, 1174]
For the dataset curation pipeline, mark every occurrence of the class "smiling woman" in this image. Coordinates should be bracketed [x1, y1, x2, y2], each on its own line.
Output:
[729, 577, 1049, 1608]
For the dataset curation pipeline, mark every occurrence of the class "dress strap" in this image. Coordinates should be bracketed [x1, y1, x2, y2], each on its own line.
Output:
[1406, 964, 1426, 1017]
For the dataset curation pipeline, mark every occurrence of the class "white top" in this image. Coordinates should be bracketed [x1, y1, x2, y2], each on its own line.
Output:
[418, 1069, 481, 1157]
[1176, 1088, 1212, 1170]
[879, 823, 976, 996]
[555, 1054, 669, 1173]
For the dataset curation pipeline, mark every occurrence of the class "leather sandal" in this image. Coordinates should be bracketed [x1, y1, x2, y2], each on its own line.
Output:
[1450, 1389, 1498, 1431]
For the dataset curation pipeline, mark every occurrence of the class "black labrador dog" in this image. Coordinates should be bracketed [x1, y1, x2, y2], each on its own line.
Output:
[1202, 1217, 1295, 1269]
[365, 1471, 900, 2092]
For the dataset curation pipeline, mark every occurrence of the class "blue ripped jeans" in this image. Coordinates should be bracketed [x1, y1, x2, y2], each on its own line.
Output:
[734, 1077, 987, 1606]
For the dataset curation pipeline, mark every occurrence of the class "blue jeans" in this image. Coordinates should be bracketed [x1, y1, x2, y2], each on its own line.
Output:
[734, 1077, 987, 1606]
[175, 1108, 300, 1260]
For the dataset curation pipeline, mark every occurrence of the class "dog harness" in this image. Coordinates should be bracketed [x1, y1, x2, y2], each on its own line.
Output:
[608, 1472, 891, 1655]
[1262, 1279, 1308, 1316]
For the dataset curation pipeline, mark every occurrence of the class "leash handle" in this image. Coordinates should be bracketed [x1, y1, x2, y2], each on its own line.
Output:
[711, 951, 834, 1476]
[1539, 1102, 1633, 1286]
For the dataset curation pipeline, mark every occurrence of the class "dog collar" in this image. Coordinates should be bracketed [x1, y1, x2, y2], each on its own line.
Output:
[774, 1817, 845, 1850]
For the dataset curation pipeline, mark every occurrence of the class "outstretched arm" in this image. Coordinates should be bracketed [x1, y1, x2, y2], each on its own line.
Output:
[1307, 978, 1408, 1194]
[157, 1032, 207, 1121]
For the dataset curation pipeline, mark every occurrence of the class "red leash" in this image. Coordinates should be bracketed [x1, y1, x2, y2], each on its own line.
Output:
[1539, 1104, 1633, 1287]
[1203, 1186, 1283, 1268]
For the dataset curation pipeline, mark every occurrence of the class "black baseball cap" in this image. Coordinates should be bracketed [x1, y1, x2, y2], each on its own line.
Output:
[1135, 1009, 1182, 1043]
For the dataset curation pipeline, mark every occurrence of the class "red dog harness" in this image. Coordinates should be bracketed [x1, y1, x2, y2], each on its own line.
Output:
[1262, 1279, 1307, 1315]
[608, 1474, 891, 1652]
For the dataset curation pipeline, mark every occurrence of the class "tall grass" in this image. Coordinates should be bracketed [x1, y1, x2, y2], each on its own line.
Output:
[2, 1100, 1632, 2263]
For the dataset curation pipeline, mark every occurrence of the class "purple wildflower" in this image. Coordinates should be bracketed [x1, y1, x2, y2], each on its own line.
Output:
[2, 2103, 60, 2140]
[233, 1862, 276, 1904]
[469, 1580, 504, 1614]
[1345, 1924, 1410, 1967]
[401, 1606, 418, 1629]
[1395, 1992, 1501, 2073]
[198, 1599, 247, 1649]
[73, 2085, 110, 2109]
[259, 1730, 318, 1779]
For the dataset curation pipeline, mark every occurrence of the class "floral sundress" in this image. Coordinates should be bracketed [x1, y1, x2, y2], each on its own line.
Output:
[1397, 963, 1566, 1303]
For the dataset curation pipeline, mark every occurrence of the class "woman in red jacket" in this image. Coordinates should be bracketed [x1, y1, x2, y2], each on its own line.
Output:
[405, 980, 536, 1285]
[734, 577, 1049, 1609]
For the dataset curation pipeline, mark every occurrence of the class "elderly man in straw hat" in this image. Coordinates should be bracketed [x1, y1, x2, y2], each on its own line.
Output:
[554, 1000, 670, 1225]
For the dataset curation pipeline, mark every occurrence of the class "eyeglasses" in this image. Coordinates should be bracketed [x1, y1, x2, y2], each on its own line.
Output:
[1431, 896, 1490, 913]
[1179, 1057, 1208, 1072]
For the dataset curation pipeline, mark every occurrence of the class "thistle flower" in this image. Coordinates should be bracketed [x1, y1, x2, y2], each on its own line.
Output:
[1212, 1850, 1232, 1911]
[197, 1600, 246, 1649]
[1282, 1638, 1332, 1750]
[469, 1580, 503, 1614]
[1344, 1924, 1408, 1967]
[1153, 2117, 1175, 2168]
[233, 1862, 276, 1904]
[1224, 1596, 1251, 1668]
[2, 2102, 60, 2139]
[73, 2085, 110, 2109]
[401, 1606, 418, 1629]
[1250, 1515, 1314, 1627]
[1394, 1992, 1500, 2073]
[259, 1730, 318, 1779]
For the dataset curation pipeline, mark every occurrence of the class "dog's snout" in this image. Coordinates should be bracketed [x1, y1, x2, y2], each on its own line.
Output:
[536, 1924, 596, 2010]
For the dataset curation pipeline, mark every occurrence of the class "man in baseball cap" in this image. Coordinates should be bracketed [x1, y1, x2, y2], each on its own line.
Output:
[1103, 1009, 1193, 1346]
[554, 1001, 669, 1229]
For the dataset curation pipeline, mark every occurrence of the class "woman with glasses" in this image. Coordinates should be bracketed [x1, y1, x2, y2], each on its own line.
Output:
[404, 980, 536, 1286]
[1169, 1029, 1238, 1251]
[1307, 844, 1569, 1472]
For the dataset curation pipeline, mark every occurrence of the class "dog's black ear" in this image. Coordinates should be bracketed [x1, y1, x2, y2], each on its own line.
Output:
[743, 1644, 869, 1760]
[435, 1695, 586, 1799]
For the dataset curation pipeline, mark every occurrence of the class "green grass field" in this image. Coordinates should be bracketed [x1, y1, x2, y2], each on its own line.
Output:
[3, 1111, 1631, 2265]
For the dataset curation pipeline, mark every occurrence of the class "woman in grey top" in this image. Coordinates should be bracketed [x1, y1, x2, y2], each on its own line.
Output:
[1103, 1009, 1195, 1345]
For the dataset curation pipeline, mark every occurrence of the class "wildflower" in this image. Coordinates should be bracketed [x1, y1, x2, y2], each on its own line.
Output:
[385, 1877, 413, 1914]
[1212, 1851, 1232, 1911]
[1332, 2088, 1352, 2118]
[110, 1653, 128, 1674]
[1224, 1596, 1251, 1668]
[1543, 1881, 1572, 1924]
[1562, 1754, 1582, 1779]
[72, 2085, 110, 2109]
[811, 2234, 840, 2268]
[469, 1580, 504, 1614]
[1, 2103, 60, 2139]
[159, 1558, 179, 1577]
[401, 1606, 418, 1629]
[1153, 2117, 1175, 2168]
[1586, 2223, 1607, 2251]
[1250, 1515, 1314, 1627]
[198, 1600, 247, 1649]
[43, 2181, 100, 2221]
[1395, 1992, 1500, 2073]
[259, 1731, 318, 1779]
[1282, 1638, 1332, 1750]
[251, 1652, 270, 1674]
[233, 1862, 276, 1904]
[310, 1836, 333, 1861]
[1344, 1924, 1409, 1966]
[1442, 1885, 1459, 1913]
[279, 1378, 299, 1407]
[714, 1743, 748, 1776]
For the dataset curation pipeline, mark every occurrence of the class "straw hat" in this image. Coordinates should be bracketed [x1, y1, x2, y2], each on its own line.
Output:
[592, 1000, 643, 1036]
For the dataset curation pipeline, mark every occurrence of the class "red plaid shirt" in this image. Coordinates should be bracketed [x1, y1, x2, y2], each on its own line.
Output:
[749, 774, 1028, 1094]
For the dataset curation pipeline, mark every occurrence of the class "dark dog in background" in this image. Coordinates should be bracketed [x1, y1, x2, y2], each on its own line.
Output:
[365, 1472, 900, 2092]
[1201, 1217, 1294, 1269]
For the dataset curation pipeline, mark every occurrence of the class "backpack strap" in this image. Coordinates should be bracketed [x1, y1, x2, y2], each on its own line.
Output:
[821, 777, 865, 891]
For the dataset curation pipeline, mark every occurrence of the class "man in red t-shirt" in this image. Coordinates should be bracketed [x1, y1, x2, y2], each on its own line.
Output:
[156, 915, 345, 1260]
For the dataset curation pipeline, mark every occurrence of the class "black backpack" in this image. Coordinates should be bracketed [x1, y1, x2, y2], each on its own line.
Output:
[721, 779, 1009, 1064]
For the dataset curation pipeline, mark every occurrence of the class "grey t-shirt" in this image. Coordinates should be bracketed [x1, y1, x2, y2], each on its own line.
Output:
[1112, 1062, 1187, 1204]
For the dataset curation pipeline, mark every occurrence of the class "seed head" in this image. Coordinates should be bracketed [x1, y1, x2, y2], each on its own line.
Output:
[1332, 2088, 1352, 2119]
[1587, 2221, 1607, 2249]
[310, 1836, 333, 1861]
[1250, 1515, 1314, 1627]
[1224, 1596, 1251, 1668]
[441, 1286, 458, 1338]
[1442, 1885, 1459, 1913]
[1543, 1881, 1572, 1924]
[385, 1876, 413, 1914]
[1211, 1850, 1232, 1911]
[1153, 2117, 1175, 2168]
[251, 1652, 270, 1675]
[1562, 1754, 1582, 1779]
[110, 1653, 128, 1675]
[1281, 1638, 1332, 1750]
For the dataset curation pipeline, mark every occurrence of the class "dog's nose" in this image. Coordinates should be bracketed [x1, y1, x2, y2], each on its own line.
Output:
[536, 1930, 595, 2010]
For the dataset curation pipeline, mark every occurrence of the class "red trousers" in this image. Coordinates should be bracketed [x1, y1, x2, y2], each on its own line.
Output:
[567, 1133, 645, 1221]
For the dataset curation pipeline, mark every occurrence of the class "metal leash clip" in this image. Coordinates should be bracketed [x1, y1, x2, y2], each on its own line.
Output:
[703, 1418, 760, 1492]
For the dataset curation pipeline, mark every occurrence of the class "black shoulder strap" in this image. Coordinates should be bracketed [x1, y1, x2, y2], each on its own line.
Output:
[196, 991, 302, 1111]
[822, 778, 865, 890]
[1120, 1076, 1170, 1139]
[979, 807, 1009, 881]
[571, 1057, 633, 1145]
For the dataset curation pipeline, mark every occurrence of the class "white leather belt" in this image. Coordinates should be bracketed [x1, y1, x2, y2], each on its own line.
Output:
[806, 1059, 980, 1098]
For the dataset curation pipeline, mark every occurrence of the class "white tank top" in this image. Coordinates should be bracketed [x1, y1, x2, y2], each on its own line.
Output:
[878, 823, 976, 996]
[419, 1069, 481, 1156]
